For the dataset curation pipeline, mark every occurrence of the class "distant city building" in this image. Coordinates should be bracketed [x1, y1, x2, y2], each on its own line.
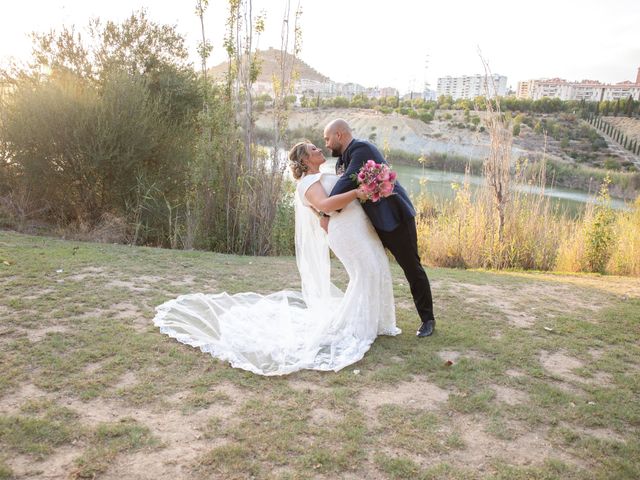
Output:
[516, 80, 534, 99]
[602, 80, 640, 101]
[402, 91, 425, 101]
[436, 74, 508, 100]
[296, 78, 337, 97]
[516, 67, 640, 102]
[291, 80, 404, 101]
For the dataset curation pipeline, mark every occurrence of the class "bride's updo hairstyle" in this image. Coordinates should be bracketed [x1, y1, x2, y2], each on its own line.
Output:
[288, 141, 310, 180]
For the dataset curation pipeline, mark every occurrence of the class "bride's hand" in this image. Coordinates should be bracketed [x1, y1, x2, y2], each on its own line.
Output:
[355, 186, 369, 201]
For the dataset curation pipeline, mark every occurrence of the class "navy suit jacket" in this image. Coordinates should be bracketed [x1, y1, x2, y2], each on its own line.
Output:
[329, 139, 416, 232]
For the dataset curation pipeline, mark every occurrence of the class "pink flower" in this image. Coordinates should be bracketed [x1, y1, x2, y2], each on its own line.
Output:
[353, 161, 397, 202]
[380, 181, 394, 196]
[377, 171, 390, 182]
[364, 183, 376, 193]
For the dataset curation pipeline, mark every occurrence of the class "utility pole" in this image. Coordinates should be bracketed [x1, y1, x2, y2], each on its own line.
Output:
[423, 54, 431, 100]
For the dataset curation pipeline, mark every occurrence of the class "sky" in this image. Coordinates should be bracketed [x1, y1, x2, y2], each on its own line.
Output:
[1, 0, 638, 94]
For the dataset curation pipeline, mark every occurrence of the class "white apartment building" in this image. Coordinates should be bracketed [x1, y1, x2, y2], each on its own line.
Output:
[436, 74, 508, 100]
[571, 80, 605, 102]
[517, 68, 640, 102]
[602, 81, 640, 101]
[529, 78, 573, 100]
[295, 78, 337, 97]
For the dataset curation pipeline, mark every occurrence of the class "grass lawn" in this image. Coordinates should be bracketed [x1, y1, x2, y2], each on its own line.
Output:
[1, 230, 639, 479]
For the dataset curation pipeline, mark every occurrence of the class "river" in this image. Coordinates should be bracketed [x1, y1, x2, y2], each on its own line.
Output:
[318, 160, 630, 216]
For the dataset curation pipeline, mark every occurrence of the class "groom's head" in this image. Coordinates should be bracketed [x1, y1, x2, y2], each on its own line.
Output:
[323, 119, 353, 157]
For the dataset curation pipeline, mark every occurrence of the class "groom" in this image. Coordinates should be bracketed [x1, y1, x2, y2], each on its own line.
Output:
[322, 119, 436, 337]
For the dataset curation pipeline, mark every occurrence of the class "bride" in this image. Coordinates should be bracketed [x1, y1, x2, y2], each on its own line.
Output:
[153, 141, 400, 375]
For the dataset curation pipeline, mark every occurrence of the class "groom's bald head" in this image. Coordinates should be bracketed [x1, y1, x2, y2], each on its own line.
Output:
[324, 118, 352, 136]
[323, 119, 353, 157]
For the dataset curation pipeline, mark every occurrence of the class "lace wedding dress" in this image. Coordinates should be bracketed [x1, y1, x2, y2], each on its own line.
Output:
[153, 173, 400, 375]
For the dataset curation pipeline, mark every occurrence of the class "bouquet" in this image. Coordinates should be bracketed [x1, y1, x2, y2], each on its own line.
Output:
[352, 160, 397, 202]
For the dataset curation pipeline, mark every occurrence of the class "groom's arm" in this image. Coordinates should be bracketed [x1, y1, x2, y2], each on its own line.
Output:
[329, 143, 373, 196]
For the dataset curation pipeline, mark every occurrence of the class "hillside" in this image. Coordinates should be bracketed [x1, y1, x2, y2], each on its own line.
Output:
[207, 47, 329, 83]
[257, 108, 640, 180]
[256, 108, 501, 159]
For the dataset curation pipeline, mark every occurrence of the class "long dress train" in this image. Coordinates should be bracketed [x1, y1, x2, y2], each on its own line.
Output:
[153, 173, 400, 375]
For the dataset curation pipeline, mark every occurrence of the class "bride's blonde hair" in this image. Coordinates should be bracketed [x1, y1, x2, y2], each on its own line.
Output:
[288, 141, 310, 180]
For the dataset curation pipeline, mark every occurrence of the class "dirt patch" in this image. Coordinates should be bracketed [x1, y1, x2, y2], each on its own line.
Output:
[438, 350, 462, 363]
[567, 424, 627, 444]
[105, 280, 150, 292]
[458, 281, 611, 329]
[503, 272, 640, 300]
[0, 384, 53, 416]
[458, 284, 537, 328]
[25, 325, 70, 343]
[167, 383, 245, 418]
[0, 274, 19, 284]
[517, 284, 606, 312]
[83, 360, 106, 375]
[100, 440, 226, 480]
[446, 416, 583, 469]
[310, 407, 342, 426]
[588, 347, 607, 359]
[359, 377, 450, 412]
[169, 275, 196, 287]
[67, 266, 107, 282]
[23, 288, 56, 301]
[2, 381, 243, 479]
[492, 385, 529, 405]
[589, 372, 614, 387]
[437, 350, 485, 364]
[111, 302, 143, 318]
[538, 350, 611, 389]
[10, 445, 79, 480]
[136, 275, 164, 284]
[539, 350, 584, 382]
[288, 379, 326, 393]
[114, 371, 138, 390]
[395, 298, 416, 311]
[109, 302, 149, 332]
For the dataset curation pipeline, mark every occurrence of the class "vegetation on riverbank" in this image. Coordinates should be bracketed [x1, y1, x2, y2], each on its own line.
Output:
[415, 177, 640, 276]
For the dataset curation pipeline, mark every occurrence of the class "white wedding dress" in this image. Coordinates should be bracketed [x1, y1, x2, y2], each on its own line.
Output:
[153, 173, 400, 375]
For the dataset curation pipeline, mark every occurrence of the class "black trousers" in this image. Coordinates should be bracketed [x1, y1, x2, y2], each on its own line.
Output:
[376, 218, 435, 322]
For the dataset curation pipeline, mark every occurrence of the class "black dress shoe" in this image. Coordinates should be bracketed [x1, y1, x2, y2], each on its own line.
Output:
[416, 319, 435, 337]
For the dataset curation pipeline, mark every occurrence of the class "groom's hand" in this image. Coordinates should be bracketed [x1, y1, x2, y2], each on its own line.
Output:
[320, 215, 330, 233]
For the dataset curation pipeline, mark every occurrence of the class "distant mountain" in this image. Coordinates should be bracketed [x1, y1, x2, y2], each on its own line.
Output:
[207, 47, 330, 84]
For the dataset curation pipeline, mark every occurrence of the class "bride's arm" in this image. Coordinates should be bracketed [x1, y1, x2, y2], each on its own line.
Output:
[305, 182, 359, 213]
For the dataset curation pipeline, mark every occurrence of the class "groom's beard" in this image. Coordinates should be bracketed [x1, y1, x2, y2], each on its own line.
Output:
[330, 148, 341, 157]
